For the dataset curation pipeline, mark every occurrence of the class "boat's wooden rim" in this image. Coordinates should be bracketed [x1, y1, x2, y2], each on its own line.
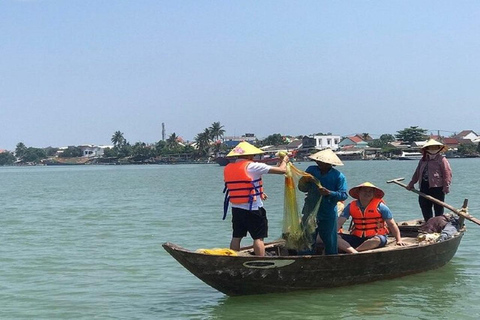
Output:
[163, 227, 465, 258]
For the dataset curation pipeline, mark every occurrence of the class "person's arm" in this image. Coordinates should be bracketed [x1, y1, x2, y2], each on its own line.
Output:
[337, 203, 351, 231]
[267, 155, 289, 174]
[385, 218, 406, 246]
[337, 216, 348, 231]
[407, 161, 422, 190]
[379, 203, 405, 246]
[321, 174, 348, 201]
[441, 157, 452, 194]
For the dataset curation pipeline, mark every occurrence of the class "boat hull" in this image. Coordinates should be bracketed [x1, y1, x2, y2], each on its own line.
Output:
[162, 231, 463, 296]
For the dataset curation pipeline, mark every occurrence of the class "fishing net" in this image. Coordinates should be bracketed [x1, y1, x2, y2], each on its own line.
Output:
[282, 163, 323, 251]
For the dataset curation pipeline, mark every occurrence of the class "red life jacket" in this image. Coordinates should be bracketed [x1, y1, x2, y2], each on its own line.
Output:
[222, 161, 263, 220]
[350, 198, 389, 237]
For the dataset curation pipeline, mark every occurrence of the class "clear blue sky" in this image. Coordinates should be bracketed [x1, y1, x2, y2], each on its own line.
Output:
[1, 1, 479, 151]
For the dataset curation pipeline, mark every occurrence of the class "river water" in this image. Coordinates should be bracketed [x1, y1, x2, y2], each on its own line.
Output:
[1, 159, 479, 319]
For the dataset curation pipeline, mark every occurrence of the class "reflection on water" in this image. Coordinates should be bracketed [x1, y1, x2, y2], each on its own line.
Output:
[205, 259, 473, 320]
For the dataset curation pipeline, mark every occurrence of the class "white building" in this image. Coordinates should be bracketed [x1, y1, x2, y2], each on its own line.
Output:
[79, 145, 113, 157]
[454, 130, 478, 141]
[302, 135, 341, 151]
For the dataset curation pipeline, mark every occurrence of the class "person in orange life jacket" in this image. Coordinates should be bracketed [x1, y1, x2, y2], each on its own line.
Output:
[337, 182, 405, 253]
[298, 149, 348, 255]
[223, 141, 289, 256]
[406, 139, 452, 222]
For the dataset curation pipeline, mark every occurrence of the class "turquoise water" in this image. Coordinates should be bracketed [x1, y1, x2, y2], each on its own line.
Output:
[1, 159, 479, 319]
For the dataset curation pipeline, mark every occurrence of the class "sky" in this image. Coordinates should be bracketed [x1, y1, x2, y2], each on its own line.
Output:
[1, 1, 480, 151]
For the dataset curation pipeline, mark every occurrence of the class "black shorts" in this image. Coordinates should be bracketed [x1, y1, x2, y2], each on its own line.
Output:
[232, 207, 268, 240]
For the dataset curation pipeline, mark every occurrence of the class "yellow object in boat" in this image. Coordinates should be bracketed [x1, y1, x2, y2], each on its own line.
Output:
[196, 248, 238, 256]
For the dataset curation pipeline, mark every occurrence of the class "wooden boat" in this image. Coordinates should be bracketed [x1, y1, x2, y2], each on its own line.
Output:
[162, 219, 465, 296]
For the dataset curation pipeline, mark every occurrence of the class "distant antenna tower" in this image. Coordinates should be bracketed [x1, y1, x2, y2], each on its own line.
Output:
[162, 123, 165, 141]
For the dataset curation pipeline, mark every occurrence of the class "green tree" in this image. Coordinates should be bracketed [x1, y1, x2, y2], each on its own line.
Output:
[60, 146, 83, 157]
[458, 144, 478, 156]
[22, 147, 47, 163]
[103, 147, 117, 158]
[395, 126, 428, 144]
[111, 131, 125, 149]
[15, 142, 27, 159]
[209, 122, 225, 141]
[155, 140, 167, 156]
[379, 134, 396, 144]
[117, 143, 132, 158]
[131, 142, 154, 161]
[0, 151, 16, 165]
[166, 133, 180, 152]
[260, 134, 286, 146]
[183, 144, 195, 154]
[194, 130, 211, 157]
[367, 139, 383, 148]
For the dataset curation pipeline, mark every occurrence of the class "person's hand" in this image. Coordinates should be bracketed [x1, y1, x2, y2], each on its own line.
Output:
[318, 187, 330, 196]
[396, 240, 407, 246]
[261, 193, 268, 200]
[277, 151, 289, 163]
[406, 183, 414, 191]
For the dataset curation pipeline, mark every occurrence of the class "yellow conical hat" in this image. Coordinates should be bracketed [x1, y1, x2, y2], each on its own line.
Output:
[226, 141, 264, 157]
[421, 139, 448, 152]
[308, 148, 344, 166]
[349, 182, 384, 199]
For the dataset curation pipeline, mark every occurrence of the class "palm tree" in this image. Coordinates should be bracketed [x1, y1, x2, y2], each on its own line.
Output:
[166, 133, 180, 150]
[194, 131, 211, 157]
[209, 122, 225, 142]
[111, 131, 125, 149]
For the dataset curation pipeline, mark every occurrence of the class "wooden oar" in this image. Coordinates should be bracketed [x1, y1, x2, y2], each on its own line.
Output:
[386, 177, 480, 226]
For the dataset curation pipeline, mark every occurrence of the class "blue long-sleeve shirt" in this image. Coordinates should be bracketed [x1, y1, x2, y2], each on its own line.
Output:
[304, 166, 348, 221]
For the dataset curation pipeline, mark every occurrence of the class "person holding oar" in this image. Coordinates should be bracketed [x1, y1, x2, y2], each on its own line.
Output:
[406, 139, 452, 222]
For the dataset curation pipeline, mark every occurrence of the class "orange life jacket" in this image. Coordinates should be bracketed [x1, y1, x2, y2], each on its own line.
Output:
[350, 198, 389, 237]
[222, 160, 263, 220]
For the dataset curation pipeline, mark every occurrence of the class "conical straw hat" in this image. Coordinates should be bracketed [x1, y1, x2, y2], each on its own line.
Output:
[308, 148, 344, 166]
[421, 139, 448, 152]
[226, 141, 264, 157]
[349, 182, 385, 199]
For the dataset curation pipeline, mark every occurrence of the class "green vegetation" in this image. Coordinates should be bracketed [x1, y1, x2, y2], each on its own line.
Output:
[368, 134, 398, 154]
[259, 133, 288, 147]
[2, 125, 479, 165]
[15, 142, 47, 163]
[60, 146, 83, 158]
[0, 151, 16, 165]
[395, 126, 428, 144]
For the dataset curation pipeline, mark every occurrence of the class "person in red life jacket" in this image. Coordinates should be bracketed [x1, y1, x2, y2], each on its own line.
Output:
[406, 139, 452, 222]
[223, 141, 289, 256]
[337, 182, 405, 253]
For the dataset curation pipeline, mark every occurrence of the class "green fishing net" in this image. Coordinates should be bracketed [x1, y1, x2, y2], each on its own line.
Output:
[282, 163, 323, 251]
